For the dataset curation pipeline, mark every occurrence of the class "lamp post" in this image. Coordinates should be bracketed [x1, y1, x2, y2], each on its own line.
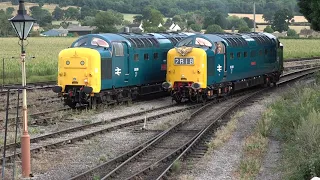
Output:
[8, 0, 36, 178]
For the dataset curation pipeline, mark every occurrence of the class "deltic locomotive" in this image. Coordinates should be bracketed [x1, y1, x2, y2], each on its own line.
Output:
[162, 33, 284, 103]
[52, 33, 194, 108]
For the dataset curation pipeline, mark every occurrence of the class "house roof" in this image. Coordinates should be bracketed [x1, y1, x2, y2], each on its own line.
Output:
[41, 29, 66, 36]
[68, 26, 96, 32]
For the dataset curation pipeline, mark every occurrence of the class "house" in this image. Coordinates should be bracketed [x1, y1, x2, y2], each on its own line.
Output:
[32, 23, 40, 31]
[67, 24, 96, 36]
[126, 23, 144, 33]
[299, 28, 320, 38]
[40, 27, 68, 37]
[167, 23, 181, 32]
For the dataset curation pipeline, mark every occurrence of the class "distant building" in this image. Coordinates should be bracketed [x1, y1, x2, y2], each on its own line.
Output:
[40, 27, 68, 37]
[32, 23, 40, 31]
[167, 23, 181, 32]
[126, 23, 144, 33]
[299, 28, 320, 38]
[67, 24, 96, 36]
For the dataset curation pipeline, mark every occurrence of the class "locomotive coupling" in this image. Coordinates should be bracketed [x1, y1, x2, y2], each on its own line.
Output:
[82, 86, 93, 94]
[52, 86, 62, 93]
[162, 82, 172, 89]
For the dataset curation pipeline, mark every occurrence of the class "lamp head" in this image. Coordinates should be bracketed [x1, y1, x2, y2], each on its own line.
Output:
[8, 0, 36, 40]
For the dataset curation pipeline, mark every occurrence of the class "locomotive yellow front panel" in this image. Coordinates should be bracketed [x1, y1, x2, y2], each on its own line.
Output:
[166, 48, 207, 89]
[58, 48, 101, 93]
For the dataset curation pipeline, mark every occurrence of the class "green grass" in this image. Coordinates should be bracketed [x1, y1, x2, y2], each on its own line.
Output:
[0, 37, 76, 84]
[281, 39, 320, 60]
[0, 37, 319, 84]
[265, 82, 320, 179]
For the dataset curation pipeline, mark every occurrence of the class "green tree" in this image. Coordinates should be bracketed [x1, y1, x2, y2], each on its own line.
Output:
[238, 26, 251, 33]
[6, 7, 14, 15]
[272, 9, 293, 33]
[0, 10, 14, 36]
[190, 23, 201, 32]
[141, 6, 164, 29]
[94, 10, 124, 33]
[30, 6, 52, 27]
[81, 16, 95, 26]
[133, 15, 143, 24]
[287, 29, 298, 37]
[64, 7, 80, 20]
[52, 6, 64, 20]
[242, 17, 254, 29]
[298, 0, 320, 31]
[80, 6, 97, 20]
[263, 25, 274, 33]
[205, 24, 224, 34]
[227, 16, 248, 30]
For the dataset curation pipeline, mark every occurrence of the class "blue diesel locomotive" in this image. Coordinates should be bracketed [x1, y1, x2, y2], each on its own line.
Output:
[162, 32, 284, 103]
[52, 32, 194, 108]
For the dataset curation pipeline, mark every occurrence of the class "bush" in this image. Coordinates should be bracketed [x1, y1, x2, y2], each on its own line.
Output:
[263, 25, 274, 33]
[238, 26, 251, 33]
[287, 29, 298, 37]
[205, 24, 224, 34]
[267, 84, 320, 179]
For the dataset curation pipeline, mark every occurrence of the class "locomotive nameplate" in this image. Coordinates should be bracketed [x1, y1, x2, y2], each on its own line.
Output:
[174, 58, 194, 65]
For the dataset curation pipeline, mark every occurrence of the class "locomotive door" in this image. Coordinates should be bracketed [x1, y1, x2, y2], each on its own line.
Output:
[112, 42, 129, 87]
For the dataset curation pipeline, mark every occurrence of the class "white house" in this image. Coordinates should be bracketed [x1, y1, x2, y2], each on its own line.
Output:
[167, 23, 181, 32]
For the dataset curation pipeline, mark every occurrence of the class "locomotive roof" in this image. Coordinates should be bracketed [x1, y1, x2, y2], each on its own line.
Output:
[94, 33, 191, 48]
[189, 32, 278, 48]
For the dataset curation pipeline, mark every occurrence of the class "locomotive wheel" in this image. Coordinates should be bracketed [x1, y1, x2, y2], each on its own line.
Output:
[66, 100, 77, 109]
[173, 92, 182, 104]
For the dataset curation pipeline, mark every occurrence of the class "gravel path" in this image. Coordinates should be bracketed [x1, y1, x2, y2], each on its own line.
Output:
[172, 88, 289, 180]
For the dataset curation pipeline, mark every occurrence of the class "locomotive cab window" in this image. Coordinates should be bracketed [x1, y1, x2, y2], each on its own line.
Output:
[176, 37, 193, 47]
[215, 42, 225, 54]
[73, 37, 88, 47]
[91, 37, 109, 48]
[230, 53, 234, 59]
[195, 38, 212, 48]
[112, 42, 124, 56]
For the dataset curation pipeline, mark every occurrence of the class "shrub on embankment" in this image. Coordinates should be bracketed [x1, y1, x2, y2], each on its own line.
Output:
[264, 81, 320, 179]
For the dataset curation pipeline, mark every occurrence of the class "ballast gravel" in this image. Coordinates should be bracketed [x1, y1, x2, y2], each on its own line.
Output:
[28, 107, 193, 179]
[172, 87, 292, 180]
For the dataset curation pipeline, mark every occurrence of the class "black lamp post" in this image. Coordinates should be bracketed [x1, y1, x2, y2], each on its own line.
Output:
[8, 0, 36, 178]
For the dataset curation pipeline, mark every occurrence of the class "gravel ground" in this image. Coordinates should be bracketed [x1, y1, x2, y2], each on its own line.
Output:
[172, 87, 291, 180]
[2, 96, 192, 179]
[284, 59, 320, 68]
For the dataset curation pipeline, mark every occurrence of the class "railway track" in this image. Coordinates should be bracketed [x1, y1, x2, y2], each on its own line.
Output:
[69, 67, 319, 180]
[285, 56, 320, 62]
[0, 81, 56, 96]
[0, 103, 202, 164]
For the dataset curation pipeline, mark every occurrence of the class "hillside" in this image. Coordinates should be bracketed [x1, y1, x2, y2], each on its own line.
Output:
[2, 0, 300, 17]
[0, 2, 75, 13]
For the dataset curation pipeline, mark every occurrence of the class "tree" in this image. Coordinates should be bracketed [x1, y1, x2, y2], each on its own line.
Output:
[0, 10, 14, 37]
[81, 16, 95, 26]
[238, 25, 251, 33]
[141, 6, 164, 29]
[287, 29, 298, 37]
[190, 24, 201, 32]
[6, 7, 14, 15]
[272, 9, 293, 33]
[52, 6, 64, 20]
[298, 0, 320, 31]
[205, 24, 224, 34]
[227, 16, 248, 30]
[94, 10, 124, 33]
[64, 7, 80, 20]
[30, 6, 53, 27]
[80, 6, 97, 20]
[263, 25, 274, 33]
[242, 17, 254, 29]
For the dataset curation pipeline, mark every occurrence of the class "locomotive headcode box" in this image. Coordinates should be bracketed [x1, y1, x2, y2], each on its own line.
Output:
[174, 58, 194, 65]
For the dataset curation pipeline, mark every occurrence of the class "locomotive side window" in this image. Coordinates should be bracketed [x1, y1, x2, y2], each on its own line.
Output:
[265, 49, 268, 55]
[134, 54, 139, 61]
[251, 51, 256, 57]
[144, 53, 149, 60]
[154, 53, 159, 60]
[230, 53, 234, 59]
[244, 52, 248, 58]
[112, 42, 124, 56]
[237, 52, 241, 58]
